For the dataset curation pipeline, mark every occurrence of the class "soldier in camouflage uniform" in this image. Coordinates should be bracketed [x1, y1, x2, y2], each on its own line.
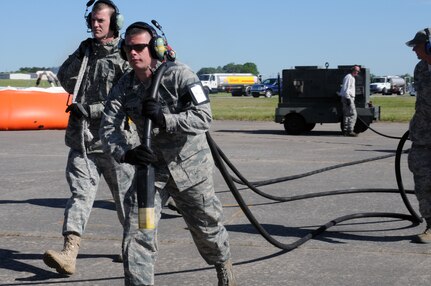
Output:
[100, 22, 236, 286]
[406, 28, 431, 244]
[43, 0, 136, 275]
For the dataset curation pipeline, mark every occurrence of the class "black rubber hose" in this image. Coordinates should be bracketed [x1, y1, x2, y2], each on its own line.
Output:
[394, 130, 422, 222]
[215, 141, 397, 201]
[357, 116, 402, 139]
[206, 131, 420, 250]
[227, 118, 406, 188]
[136, 62, 168, 229]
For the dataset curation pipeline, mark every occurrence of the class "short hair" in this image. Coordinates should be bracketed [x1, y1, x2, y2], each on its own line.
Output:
[125, 27, 152, 39]
[91, 1, 117, 35]
[92, 1, 115, 15]
[351, 65, 360, 72]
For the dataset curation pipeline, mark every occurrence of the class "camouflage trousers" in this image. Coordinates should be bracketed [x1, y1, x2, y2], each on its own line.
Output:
[342, 97, 357, 133]
[408, 144, 431, 225]
[123, 173, 231, 286]
[63, 149, 135, 236]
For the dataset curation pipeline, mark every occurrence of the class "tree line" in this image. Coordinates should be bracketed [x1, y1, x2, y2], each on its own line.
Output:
[196, 62, 259, 76]
[2, 64, 260, 76]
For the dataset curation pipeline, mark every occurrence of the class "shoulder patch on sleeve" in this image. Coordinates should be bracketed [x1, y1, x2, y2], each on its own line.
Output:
[187, 82, 210, 105]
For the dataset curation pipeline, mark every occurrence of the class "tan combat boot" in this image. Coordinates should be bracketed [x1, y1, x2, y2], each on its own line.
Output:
[416, 227, 431, 244]
[43, 233, 81, 275]
[215, 259, 237, 286]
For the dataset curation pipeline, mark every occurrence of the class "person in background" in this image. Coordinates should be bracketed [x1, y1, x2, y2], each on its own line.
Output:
[339, 65, 361, 137]
[100, 21, 237, 286]
[43, 0, 136, 275]
[406, 27, 431, 244]
[35, 70, 59, 87]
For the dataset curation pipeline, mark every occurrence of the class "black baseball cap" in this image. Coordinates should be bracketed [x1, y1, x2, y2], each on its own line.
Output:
[406, 28, 431, 47]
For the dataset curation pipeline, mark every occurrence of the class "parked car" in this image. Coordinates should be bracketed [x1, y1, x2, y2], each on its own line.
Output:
[250, 78, 281, 98]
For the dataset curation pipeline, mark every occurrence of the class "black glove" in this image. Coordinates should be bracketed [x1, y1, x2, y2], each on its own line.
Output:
[346, 98, 351, 106]
[65, 103, 89, 119]
[142, 98, 165, 127]
[124, 145, 157, 166]
[77, 38, 93, 60]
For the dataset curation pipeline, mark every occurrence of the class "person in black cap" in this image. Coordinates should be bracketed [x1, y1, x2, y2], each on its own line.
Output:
[406, 27, 431, 244]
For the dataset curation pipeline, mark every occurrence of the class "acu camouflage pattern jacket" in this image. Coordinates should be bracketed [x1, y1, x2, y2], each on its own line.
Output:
[409, 59, 431, 145]
[58, 37, 130, 153]
[100, 62, 214, 191]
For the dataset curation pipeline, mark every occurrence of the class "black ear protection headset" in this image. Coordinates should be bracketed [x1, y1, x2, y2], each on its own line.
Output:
[84, 0, 124, 34]
[425, 28, 431, 55]
[119, 21, 170, 61]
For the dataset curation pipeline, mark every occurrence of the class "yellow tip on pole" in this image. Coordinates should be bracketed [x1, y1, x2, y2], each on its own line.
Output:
[138, 207, 155, 229]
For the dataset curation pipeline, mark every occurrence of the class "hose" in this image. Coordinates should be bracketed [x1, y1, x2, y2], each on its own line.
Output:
[206, 127, 421, 250]
[395, 130, 422, 222]
[357, 116, 402, 139]
[137, 62, 168, 229]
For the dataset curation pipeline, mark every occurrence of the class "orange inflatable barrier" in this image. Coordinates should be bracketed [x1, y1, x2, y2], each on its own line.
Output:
[0, 87, 70, 131]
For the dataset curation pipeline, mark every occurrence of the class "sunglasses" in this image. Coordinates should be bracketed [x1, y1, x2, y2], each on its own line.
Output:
[123, 43, 149, 53]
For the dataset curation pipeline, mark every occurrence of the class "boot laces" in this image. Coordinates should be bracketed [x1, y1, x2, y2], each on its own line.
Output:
[62, 235, 79, 255]
[216, 264, 229, 286]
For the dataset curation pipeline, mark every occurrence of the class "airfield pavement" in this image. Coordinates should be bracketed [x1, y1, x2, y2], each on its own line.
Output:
[1, 120, 430, 286]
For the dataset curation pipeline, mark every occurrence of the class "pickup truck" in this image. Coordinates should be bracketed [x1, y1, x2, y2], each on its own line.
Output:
[250, 78, 281, 98]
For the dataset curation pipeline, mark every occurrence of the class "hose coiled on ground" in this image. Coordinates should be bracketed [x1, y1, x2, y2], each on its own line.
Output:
[206, 127, 421, 250]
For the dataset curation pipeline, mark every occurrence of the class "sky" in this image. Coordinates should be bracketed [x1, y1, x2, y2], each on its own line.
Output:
[1, 0, 431, 78]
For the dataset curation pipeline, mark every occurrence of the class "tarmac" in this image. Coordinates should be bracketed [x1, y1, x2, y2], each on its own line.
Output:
[1, 120, 430, 286]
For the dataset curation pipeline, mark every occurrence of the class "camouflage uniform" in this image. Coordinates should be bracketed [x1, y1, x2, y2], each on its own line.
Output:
[100, 62, 231, 285]
[408, 59, 431, 226]
[57, 37, 136, 236]
[340, 73, 357, 134]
